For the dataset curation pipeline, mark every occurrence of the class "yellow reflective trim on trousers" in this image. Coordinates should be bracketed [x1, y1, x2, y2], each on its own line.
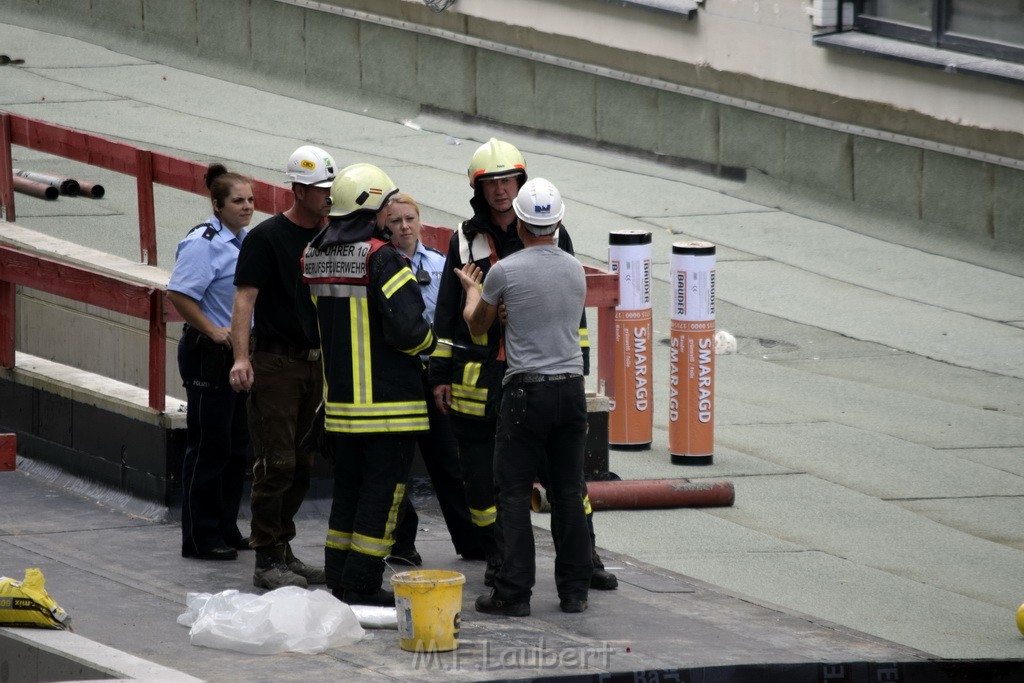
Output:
[385, 482, 405, 546]
[350, 298, 370, 403]
[579, 327, 590, 348]
[351, 481, 405, 558]
[583, 495, 593, 515]
[352, 532, 392, 557]
[382, 268, 416, 299]
[326, 528, 352, 551]
[470, 506, 497, 527]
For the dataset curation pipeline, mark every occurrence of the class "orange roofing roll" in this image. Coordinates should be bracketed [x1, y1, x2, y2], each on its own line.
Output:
[669, 241, 716, 465]
[608, 230, 654, 450]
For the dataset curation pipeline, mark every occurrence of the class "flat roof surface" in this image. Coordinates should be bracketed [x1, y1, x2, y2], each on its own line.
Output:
[1, 16, 1023, 681]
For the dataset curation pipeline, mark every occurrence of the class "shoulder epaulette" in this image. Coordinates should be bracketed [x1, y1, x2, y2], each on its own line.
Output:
[186, 222, 217, 240]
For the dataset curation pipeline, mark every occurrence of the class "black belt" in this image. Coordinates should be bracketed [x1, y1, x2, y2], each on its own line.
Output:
[508, 372, 582, 384]
[252, 338, 321, 362]
[182, 324, 227, 352]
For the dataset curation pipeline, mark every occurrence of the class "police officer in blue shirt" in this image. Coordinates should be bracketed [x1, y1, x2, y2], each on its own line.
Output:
[385, 193, 484, 564]
[168, 164, 255, 561]
[390, 197, 445, 319]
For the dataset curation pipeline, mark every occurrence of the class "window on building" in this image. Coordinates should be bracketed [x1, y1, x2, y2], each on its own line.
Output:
[854, 1, 1024, 64]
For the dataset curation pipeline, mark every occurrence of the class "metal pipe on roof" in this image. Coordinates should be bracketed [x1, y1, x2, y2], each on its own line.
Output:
[13, 169, 79, 196]
[77, 180, 106, 198]
[12, 175, 58, 200]
[532, 478, 735, 512]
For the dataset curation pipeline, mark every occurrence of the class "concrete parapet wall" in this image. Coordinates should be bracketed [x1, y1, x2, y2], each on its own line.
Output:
[0, 626, 200, 682]
[16, 291, 182, 402]
[0, 353, 186, 504]
[2, 0, 1022, 245]
[0, 224, 186, 503]
[0, 223, 183, 400]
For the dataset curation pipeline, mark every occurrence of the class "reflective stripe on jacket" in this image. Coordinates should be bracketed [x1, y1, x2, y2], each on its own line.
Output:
[428, 217, 589, 421]
[304, 236, 435, 433]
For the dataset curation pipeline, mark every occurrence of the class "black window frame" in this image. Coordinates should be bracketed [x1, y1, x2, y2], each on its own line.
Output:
[852, 1, 1024, 65]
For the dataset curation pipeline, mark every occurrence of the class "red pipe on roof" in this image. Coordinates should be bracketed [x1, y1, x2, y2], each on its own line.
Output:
[12, 175, 58, 200]
[532, 478, 735, 512]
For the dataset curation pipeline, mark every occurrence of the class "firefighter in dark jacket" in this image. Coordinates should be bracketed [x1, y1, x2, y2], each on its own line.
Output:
[302, 163, 435, 606]
[429, 138, 617, 590]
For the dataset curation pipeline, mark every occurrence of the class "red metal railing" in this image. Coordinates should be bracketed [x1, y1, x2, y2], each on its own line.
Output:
[0, 111, 618, 412]
[0, 244, 171, 410]
[0, 112, 293, 266]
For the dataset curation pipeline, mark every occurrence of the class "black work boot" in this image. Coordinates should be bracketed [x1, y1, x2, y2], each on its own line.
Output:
[591, 550, 618, 590]
[559, 596, 588, 613]
[253, 550, 307, 590]
[285, 542, 327, 584]
[475, 591, 530, 617]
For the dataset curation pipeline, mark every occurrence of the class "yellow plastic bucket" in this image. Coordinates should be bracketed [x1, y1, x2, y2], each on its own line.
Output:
[390, 569, 465, 652]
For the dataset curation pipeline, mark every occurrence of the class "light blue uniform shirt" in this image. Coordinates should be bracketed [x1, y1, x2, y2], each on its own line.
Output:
[167, 216, 246, 329]
[409, 240, 446, 323]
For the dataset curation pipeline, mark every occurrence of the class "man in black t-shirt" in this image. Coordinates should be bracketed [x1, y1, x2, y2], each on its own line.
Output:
[229, 145, 336, 591]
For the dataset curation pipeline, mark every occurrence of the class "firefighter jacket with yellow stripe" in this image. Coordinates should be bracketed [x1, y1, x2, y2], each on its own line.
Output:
[428, 196, 589, 422]
[302, 217, 435, 434]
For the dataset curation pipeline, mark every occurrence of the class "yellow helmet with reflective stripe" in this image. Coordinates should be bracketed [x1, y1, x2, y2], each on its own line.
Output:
[328, 163, 399, 217]
[467, 138, 527, 188]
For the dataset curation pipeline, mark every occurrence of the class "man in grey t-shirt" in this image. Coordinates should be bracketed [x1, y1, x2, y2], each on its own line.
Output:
[455, 178, 592, 616]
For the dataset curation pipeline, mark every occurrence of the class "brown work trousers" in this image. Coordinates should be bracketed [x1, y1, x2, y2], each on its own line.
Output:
[247, 350, 323, 557]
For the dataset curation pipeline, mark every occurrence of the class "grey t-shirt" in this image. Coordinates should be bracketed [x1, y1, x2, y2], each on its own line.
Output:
[481, 244, 586, 383]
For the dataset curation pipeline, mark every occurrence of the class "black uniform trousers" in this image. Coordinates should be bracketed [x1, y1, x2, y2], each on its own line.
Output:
[178, 334, 249, 555]
[394, 371, 482, 558]
[449, 413, 502, 559]
[325, 432, 415, 594]
[493, 375, 592, 602]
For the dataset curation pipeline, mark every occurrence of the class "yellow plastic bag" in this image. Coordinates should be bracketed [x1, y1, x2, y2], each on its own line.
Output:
[0, 568, 71, 629]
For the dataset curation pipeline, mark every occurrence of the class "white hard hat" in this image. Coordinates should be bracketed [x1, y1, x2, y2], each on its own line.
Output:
[513, 177, 564, 235]
[285, 145, 337, 187]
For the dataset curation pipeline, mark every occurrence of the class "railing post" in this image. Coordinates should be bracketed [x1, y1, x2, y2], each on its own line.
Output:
[136, 148, 157, 266]
[0, 280, 14, 369]
[0, 113, 15, 223]
[148, 289, 166, 412]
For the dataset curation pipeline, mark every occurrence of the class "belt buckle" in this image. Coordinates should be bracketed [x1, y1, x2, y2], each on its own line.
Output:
[307, 348, 322, 362]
